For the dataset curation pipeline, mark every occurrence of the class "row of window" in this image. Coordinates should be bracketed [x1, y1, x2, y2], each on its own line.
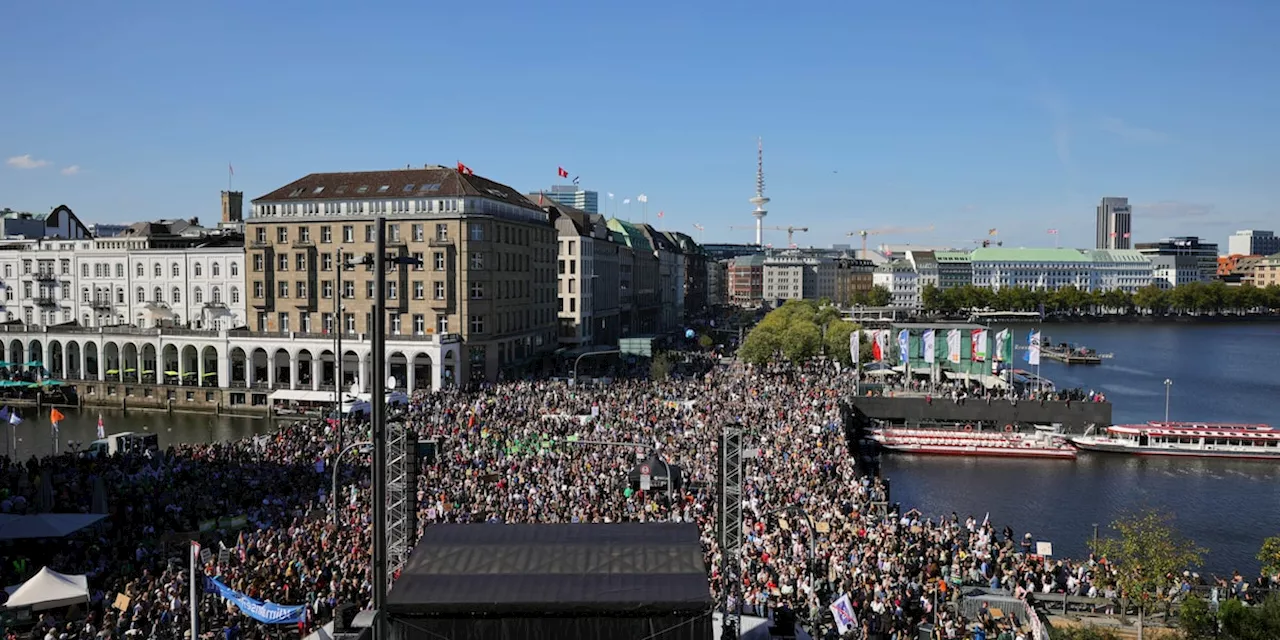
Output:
[2, 261, 240, 280]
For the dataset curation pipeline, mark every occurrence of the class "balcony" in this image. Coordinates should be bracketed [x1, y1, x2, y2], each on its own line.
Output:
[33, 272, 57, 282]
[90, 299, 114, 310]
[34, 296, 58, 307]
[250, 239, 272, 249]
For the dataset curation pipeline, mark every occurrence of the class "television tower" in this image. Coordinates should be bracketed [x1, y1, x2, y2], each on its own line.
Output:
[749, 137, 769, 246]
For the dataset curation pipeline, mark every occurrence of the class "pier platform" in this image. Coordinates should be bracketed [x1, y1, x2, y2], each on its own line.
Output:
[849, 396, 1111, 434]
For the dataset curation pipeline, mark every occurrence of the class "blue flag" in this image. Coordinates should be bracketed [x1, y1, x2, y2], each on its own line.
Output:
[897, 329, 910, 365]
[204, 576, 306, 624]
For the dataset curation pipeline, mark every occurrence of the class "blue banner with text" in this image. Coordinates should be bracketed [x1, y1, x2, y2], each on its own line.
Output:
[204, 577, 307, 625]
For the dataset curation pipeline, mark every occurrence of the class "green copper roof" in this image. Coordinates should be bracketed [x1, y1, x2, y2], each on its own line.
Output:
[970, 247, 1090, 263]
[606, 218, 652, 252]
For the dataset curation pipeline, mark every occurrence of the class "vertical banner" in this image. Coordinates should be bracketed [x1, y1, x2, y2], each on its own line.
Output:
[923, 329, 936, 364]
[947, 329, 962, 364]
[972, 329, 988, 362]
[897, 329, 910, 364]
[994, 329, 1008, 362]
[874, 330, 890, 362]
[849, 331, 860, 366]
[1027, 330, 1042, 366]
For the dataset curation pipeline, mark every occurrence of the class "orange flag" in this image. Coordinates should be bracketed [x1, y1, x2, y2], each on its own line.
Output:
[50, 408, 65, 423]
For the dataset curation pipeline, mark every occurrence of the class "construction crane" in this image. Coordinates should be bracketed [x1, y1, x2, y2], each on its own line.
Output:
[846, 225, 936, 256]
[730, 225, 809, 247]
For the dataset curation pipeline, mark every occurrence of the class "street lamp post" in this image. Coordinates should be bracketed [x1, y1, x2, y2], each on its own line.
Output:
[334, 248, 345, 454]
[1163, 378, 1173, 425]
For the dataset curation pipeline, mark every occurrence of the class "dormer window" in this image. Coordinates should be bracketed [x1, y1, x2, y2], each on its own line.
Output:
[335, 185, 348, 194]
[403, 184, 416, 192]
[288, 188, 305, 197]
[356, 186, 369, 194]
[377, 185, 390, 193]
[312, 186, 325, 195]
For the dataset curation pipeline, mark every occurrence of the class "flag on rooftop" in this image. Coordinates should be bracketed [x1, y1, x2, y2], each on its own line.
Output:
[558, 166, 569, 178]
[637, 194, 648, 203]
[988, 228, 998, 236]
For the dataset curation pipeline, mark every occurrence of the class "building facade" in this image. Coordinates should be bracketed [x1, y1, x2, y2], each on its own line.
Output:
[1227, 230, 1279, 257]
[970, 248, 1152, 293]
[934, 251, 973, 290]
[872, 260, 920, 308]
[248, 166, 558, 384]
[1134, 237, 1218, 283]
[542, 186, 599, 215]
[1245, 253, 1280, 287]
[707, 259, 728, 306]
[728, 254, 764, 306]
[833, 257, 875, 305]
[1096, 196, 1132, 250]
[762, 252, 836, 304]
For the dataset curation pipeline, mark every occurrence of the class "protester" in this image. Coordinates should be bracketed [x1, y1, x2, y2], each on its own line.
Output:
[0, 353, 1235, 640]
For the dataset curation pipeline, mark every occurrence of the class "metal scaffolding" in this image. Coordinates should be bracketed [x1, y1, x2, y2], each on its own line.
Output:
[387, 420, 419, 579]
[718, 425, 744, 639]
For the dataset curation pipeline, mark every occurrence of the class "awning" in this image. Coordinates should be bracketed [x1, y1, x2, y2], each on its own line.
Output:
[0, 514, 107, 540]
[143, 304, 176, 319]
[269, 389, 338, 403]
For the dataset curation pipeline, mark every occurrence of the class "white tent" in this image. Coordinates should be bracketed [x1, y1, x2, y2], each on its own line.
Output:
[4, 567, 90, 610]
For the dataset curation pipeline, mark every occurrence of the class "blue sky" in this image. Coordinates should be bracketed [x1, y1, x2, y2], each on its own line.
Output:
[2, 0, 1277, 250]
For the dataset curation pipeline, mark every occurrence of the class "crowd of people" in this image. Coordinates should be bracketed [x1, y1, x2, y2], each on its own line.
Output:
[0, 349, 1255, 640]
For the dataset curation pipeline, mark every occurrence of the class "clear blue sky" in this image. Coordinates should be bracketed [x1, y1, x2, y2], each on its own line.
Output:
[2, 0, 1277, 250]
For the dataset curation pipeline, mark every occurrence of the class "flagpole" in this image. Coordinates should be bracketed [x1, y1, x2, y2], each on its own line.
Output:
[191, 541, 200, 640]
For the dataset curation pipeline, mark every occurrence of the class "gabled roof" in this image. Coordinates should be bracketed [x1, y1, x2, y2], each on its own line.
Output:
[254, 166, 540, 211]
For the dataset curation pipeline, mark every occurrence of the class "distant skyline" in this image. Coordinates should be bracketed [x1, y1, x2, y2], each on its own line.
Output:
[2, 1, 1278, 250]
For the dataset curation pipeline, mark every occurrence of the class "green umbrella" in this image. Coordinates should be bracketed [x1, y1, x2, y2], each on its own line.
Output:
[0, 361, 11, 367]
[164, 370, 179, 376]
[106, 368, 120, 375]
[124, 368, 136, 373]
[24, 361, 42, 367]
[202, 372, 216, 377]
[142, 369, 154, 375]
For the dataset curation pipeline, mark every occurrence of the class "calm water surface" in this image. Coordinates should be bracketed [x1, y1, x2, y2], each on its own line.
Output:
[884, 322, 1280, 575]
[2, 408, 267, 460]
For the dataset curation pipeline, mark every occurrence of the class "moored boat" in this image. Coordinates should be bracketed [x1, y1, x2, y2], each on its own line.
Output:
[1069, 422, 1280, 460]
[870, 425, 1077, 459]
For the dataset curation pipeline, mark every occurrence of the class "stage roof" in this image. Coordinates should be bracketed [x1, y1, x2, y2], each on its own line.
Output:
[386, 523, 713, 616]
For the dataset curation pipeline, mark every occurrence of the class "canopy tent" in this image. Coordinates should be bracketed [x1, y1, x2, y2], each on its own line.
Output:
[627, 455, 684, 493]
[0, 514, 107, 540]
[4, 567, 89, 610]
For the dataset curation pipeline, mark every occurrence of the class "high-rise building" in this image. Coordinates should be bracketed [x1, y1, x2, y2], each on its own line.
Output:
[1228, 230, 1279, 257]
[1096, 197, 1133, 250]
[541, 186, 599, 214]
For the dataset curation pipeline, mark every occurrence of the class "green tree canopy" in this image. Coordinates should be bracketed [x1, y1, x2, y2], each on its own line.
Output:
[1095, 509, 1205, 618]
[739, 300, 860, 367]
[919, 282, 1280, 316]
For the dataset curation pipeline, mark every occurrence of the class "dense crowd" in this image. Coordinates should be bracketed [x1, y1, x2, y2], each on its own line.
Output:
[0, 352, 1258, 640]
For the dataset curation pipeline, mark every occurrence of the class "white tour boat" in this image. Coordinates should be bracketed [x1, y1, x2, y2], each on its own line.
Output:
[1069, 422, 1280, 460]
[870, 425, 1077, 460]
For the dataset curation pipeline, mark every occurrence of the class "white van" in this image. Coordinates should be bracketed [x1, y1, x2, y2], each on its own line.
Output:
[84, 432, 159, 458]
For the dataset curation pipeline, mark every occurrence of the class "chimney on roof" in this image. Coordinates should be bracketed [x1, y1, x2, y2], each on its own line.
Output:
[189, 217, 199, 226]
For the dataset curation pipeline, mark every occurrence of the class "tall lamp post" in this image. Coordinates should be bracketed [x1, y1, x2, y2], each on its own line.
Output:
[1163, 378, 1173, 425]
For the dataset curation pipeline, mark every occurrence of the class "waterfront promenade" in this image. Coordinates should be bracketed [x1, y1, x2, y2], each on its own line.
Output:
[0, 323, 462, 414]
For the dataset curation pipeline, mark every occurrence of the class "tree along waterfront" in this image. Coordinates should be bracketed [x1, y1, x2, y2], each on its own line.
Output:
[921, 281, 1280, 317]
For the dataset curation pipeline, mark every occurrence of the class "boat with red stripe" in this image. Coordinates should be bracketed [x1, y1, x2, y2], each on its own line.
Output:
[869, 424, 1077, 459]
[1069, 422, 1280, 460]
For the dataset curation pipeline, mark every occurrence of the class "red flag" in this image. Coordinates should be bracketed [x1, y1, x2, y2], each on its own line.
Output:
[50, 408, 65, 423]
[657, 211, 664, 218]
[558, 166, 569, 178]
[1123, 232, 1131, 239]
[538, 191, 545, 206]
[456, 161, 473, 175]
[871, 333, 883, 361]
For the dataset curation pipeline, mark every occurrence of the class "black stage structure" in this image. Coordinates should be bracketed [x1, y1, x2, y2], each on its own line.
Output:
[386, 522, 714, 640]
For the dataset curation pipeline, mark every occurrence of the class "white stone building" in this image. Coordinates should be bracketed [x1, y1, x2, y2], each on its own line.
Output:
[872, 260, 920, 308]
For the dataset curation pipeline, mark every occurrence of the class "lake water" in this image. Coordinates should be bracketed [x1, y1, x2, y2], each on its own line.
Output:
[883, 322, 1280, 576]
